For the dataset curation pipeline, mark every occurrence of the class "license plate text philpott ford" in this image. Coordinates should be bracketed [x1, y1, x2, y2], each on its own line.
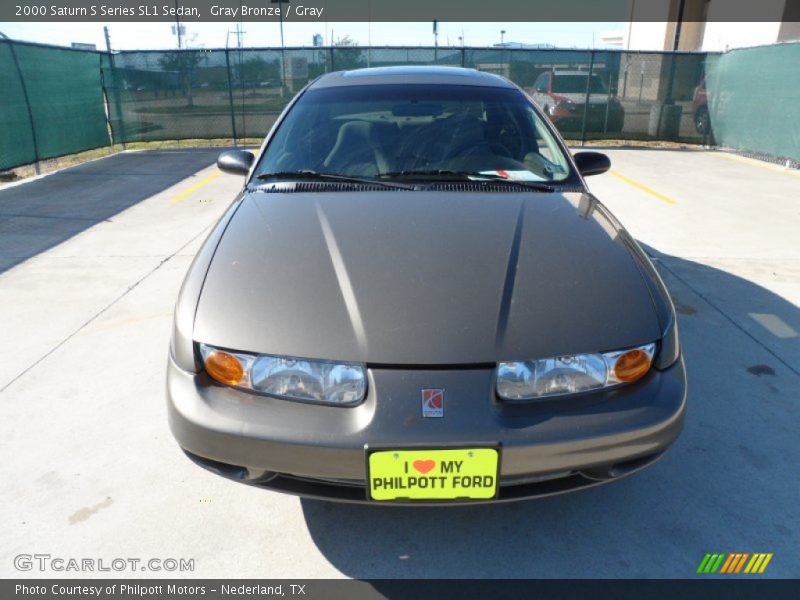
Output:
[368, 448, 499, 501]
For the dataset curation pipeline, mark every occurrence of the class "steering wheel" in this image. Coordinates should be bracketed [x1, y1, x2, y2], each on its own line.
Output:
[445, 138, 513, 162]
[488, 141, 514, 159]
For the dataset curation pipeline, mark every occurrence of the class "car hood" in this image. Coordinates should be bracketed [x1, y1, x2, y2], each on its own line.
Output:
[194, 190, 660, 365]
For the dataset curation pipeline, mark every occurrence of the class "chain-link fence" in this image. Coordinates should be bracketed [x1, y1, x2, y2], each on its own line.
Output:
[101, 46, 712, 148]
[3, 39, 799, 172]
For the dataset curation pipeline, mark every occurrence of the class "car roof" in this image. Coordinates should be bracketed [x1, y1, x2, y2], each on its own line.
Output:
[309, 66, 516, 89]
[551, 70, 592, 76]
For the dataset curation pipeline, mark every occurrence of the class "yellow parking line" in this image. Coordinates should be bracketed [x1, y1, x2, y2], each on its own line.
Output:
[712, 152, 800, 178]
[169, 170, 223, 204]
[608, 170, 677, 205]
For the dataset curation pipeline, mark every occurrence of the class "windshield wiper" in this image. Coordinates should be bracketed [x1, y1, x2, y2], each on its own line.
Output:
[255, 170, 416, 190]
[474, 177, 555, 193]
[377, 170, 554, 192]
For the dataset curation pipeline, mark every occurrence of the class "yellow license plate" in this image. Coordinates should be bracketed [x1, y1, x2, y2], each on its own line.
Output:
[367, 448, 499, 501]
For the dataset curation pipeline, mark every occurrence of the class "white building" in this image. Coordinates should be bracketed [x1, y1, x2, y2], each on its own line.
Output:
[602, 0, 800, 51]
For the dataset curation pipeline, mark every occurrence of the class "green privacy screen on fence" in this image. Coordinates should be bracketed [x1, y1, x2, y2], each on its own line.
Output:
[0, 40, 110, 170]
[0, 41, 36, 168]
[706, 42, 800, 163]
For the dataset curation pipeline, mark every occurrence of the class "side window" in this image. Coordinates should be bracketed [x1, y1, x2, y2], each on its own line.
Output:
[534, 74, 548, 93]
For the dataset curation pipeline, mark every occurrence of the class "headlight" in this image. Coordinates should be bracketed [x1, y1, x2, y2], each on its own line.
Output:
[496, 343, 655, 400]
[550, 99, 576, 114]
[198, 343, 366, 405]
[654, 314, 680, 370]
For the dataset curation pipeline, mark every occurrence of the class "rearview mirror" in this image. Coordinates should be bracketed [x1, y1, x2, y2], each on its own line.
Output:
[217, 149, 255, 176]
[572, 151, 611, 177]
[392, 102, 444, 117]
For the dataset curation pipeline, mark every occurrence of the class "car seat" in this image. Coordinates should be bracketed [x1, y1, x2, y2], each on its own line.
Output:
[322, 121, 393, 175]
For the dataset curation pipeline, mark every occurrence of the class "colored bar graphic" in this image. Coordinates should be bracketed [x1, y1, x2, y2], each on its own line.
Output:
[730, 554, 742, 573]
[751, 554, 766, 573]
[710, 554, 725, 573]
[697, 554, 712, 574]
[744, 554, 759, 574]
[759, 553, 773, 573]
[734, 553, 749, 573]
[720, 554, 736, 573]
[701, 552, 773, 575]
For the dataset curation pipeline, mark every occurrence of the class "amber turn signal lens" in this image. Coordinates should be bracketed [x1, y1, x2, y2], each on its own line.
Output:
[204, 351, 244, 385]
[613, 349, 652, 382]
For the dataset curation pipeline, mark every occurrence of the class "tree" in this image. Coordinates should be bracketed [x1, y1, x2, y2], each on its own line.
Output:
[335, 35, 358, 46]
[237, 57, 279, 85]
[333, 36, 366, 71]
[159, 51, 204, 107]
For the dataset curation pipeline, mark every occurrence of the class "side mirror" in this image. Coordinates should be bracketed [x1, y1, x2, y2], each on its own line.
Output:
[217, 149, 255, 176]
[572, 151, 611, 177]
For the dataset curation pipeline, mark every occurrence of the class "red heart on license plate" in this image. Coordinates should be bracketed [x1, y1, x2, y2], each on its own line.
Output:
[413, 459, 436, 474]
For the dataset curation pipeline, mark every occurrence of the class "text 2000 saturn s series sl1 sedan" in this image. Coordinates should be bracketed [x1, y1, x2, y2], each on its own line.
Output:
[167, 66, 686, 504]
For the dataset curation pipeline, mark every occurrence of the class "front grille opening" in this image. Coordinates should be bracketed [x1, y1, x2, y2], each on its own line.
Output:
[499, 470, 575, 487]
[285, 473, 365, 488]
[183, 450, 276, 483]
[253, 181, 583, 194]
[254, 181, 401, 193]
[184, 450, 249, 480]
[580, 452, 661, 481]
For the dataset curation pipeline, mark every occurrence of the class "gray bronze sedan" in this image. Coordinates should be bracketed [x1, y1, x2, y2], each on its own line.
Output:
[167, 66, 686, 504]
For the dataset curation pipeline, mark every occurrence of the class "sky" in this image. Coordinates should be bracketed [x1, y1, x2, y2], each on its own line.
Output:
[0, 21, 623, 50]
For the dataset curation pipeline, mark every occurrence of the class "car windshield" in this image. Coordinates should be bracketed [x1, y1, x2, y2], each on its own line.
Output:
[552, 75, 608, 94]
[254, 83, 572, 182]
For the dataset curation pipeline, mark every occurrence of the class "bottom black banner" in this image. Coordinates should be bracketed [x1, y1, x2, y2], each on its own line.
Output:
[4, 579, 800, 600]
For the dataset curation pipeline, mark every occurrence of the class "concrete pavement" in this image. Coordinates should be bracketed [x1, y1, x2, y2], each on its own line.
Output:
[0, 148, 798, 578]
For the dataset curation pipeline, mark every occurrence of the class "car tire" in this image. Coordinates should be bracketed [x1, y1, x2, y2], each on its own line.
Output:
[694, 105, 712, 136]
[607, 115, 624, 133]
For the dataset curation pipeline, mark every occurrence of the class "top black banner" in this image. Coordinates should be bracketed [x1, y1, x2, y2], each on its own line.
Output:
[2, 0, 798, 22]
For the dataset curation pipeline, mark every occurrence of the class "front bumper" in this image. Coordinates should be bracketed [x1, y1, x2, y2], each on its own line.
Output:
[167, 353, 686, 504]
[550, 106, 625, 132]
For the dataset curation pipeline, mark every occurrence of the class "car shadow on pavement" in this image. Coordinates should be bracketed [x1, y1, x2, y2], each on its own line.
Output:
[300, 248, 800, 578]
[0, 149, 219, 275]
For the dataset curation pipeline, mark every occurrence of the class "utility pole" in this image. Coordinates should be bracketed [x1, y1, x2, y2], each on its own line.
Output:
[236, 10, 246, 140]
[174, 0, 182, 48]
[278, 7, 285, 50]
[235, 22, 245, 48]
[272, 0, 288, 96]
[227, 23, 245, 50]
[279, 7, 285, 95]
[433, 20, 438, 61]
[103, 26, 126, 148]
[224, 31, 238, 147]
[103, 26, 112, 54]
[367, 0, 371, 67]
[665, 0, 686, 104]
